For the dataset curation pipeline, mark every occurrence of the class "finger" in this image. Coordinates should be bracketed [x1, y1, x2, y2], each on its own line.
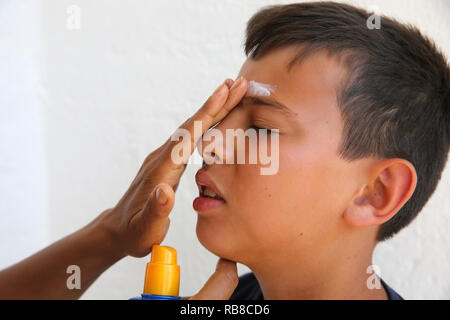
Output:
[214, 76, 248, 120]
[136, 183, 175, 225]
[171, 76, 248, 165]
[189, 258, 239, 300]
[196, 76, 247, 130]
[224, 78, 234, 89]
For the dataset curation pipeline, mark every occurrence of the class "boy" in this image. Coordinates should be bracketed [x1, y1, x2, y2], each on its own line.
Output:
[193, 2, 449, 299]
[0, 1, 447, 300]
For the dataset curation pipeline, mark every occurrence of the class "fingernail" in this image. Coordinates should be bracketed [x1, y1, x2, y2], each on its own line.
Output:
[156, 186, 168, 205]
[230, 76, 244, 90]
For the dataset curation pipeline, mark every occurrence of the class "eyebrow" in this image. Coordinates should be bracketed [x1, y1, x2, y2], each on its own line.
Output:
[242, 96, 297, 116]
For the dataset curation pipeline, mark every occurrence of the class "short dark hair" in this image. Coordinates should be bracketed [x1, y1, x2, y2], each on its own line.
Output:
[244, 1, 450, 241]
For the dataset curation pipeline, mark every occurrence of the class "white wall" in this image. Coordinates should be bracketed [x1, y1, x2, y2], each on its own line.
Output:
[0, 1, 49, 267]
[0, 0, 449, 299]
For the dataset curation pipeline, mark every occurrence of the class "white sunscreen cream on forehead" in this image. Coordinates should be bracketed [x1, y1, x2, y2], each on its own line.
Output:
[246, 80, 277, 97]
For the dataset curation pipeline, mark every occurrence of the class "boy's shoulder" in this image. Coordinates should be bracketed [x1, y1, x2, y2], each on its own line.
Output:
[230, 272, 404, 300]
[379, 277, 404, 300]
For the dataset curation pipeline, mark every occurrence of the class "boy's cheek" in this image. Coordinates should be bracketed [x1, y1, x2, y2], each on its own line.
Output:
[230, 180, 306, 243]
[240, 168, 344, 240]
[195, 156, 350, 256]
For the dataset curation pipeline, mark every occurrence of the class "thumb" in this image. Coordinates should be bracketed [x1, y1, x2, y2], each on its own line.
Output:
[139, 183, 175, 225]
[190, 258, 239, 300]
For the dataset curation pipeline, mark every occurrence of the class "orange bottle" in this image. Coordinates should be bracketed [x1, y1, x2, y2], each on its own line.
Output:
[130, 245, 180, 300]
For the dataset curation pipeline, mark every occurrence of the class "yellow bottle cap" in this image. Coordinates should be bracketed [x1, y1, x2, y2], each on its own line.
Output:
[143, 245, 180, 297]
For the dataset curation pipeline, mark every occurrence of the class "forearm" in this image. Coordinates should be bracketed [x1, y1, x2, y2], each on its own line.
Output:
[0, 210, 125, 299]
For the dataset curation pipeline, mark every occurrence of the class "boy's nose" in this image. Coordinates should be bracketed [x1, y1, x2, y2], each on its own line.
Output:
[199, 126, 227, 165]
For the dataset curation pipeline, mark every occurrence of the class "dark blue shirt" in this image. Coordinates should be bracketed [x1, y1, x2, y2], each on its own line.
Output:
[230, 272, 403, 300]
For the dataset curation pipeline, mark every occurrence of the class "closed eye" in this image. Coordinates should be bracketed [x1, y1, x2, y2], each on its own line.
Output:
[249, 125, 280, 135]
[250, 125, 265, 130]
[242, 96, 296, 117]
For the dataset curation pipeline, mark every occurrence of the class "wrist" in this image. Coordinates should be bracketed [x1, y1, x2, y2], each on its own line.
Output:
[86, 209, 127, 263]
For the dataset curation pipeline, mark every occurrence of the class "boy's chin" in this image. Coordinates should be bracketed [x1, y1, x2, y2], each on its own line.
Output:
[195, 218, 241, 262]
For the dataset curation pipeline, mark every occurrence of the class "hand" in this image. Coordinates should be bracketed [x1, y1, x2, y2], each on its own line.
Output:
[99, 77, 248, 258]
[186, 258, 239, 300]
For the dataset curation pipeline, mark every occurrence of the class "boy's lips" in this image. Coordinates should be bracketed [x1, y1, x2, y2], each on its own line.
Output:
[193, 170, 226, 212]
[195, 170, 225, 200]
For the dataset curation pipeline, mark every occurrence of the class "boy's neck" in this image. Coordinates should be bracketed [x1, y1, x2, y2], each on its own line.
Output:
[249, 236, 388, 300]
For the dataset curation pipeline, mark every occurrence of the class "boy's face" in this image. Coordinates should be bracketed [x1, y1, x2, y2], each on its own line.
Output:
[195, 46, 376, 266]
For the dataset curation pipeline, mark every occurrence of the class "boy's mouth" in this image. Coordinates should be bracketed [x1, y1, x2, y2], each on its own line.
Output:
[195, 170, 225, 200]
[199, 185, 224, 200]
[193, 170, 226, 211]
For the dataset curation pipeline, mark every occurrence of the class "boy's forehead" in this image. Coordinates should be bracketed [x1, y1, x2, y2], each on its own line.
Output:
[238, 46, 346, 135]
[238, 46, 347, 99]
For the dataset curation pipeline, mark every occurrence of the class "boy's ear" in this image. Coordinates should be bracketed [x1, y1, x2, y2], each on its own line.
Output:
[343, 158, 417, 227]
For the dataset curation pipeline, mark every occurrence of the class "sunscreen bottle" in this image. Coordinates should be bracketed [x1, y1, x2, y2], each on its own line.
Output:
[130, 245, 180, 300]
